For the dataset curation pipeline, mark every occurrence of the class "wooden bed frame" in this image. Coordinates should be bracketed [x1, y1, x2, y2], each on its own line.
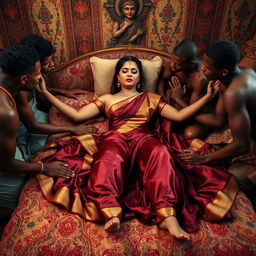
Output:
[49, 45, 171, 91]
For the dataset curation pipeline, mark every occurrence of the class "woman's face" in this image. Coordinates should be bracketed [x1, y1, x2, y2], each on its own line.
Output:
[122, 2, 136, 19]
[41, 55, 55, 74]
[117, 60, 140, 89]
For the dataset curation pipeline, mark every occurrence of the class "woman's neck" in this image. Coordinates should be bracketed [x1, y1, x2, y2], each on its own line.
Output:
[118, 89, 139, 97]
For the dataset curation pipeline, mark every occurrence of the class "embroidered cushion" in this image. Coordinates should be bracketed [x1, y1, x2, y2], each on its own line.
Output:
[90, 56, 162, 97]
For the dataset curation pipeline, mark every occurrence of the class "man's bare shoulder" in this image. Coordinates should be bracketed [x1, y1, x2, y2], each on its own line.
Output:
[0, 103, 18, 133]
[223, 70, 253, 103]
[242, 67, 256, 82]
[0, 90, 18, 118]
[188, 69, 207, 89]
[228, 68, 256, 91]
[239, 66, 256, 73]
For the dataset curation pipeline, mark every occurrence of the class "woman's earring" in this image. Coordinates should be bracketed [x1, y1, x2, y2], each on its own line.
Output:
[117, 81, 121, 88]
[136, 83, 141, 90]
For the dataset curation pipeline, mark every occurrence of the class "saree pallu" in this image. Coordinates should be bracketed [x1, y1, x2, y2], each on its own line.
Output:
[36, 92, 238, 232]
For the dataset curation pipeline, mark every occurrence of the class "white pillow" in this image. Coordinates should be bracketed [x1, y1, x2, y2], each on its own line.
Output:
[90, 56, 162, 97]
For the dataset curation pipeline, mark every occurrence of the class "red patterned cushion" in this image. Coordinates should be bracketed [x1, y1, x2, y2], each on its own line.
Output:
[0, 178, 255, 255]
[53, 62, 94, 91]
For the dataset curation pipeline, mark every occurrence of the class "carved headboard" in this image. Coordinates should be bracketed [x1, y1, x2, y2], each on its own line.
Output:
[49, 46, 171, 92]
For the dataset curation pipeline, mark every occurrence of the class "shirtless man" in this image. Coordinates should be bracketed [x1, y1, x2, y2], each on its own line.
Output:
[17, 34, 96, 160]
[158, 39, 210, 139]
[0, 44, 74, 220]
[179, 40, 256, 195]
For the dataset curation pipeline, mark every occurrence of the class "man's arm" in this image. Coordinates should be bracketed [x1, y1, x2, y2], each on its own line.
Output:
[194, 93, 226, 127]
[0, 109, 43, 174]
[0, 107, 73, 177]
[179, 88, 251, 164]
[207, 89, 250, 160]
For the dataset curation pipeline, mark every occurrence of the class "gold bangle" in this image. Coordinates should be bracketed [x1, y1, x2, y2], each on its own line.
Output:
[39, 162, 44, 173]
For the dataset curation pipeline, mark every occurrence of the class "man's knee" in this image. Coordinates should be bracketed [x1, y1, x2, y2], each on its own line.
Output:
[183, 125, 202, 140]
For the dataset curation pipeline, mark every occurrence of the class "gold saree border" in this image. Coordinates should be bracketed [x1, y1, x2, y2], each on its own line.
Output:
[101, 207, 122, 221]
[36, 174, 70, 208]
[72, 193, 103, 221]
[82, 154, 93, 170]
[189, 138, 206, 151]
[92, 98, 105, 112]
[35, 133, 103, 222]
[114, 92, 161, 133]
[36, 174, 104, 222]
[156, 207, 176, 223]
[107, 93, 143, 117]
[203, 176, 239, 221]
[77, 134, 98, 155]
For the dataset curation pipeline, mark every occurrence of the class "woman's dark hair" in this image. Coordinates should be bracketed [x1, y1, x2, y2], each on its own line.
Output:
[205, 40, 240, 72]
[0, 44, 39, 77]
[20, 34, 55, 62]
[111, 56, 144, 94]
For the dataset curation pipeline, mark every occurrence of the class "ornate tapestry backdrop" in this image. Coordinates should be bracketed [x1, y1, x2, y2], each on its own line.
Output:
[0, 0, 256, 65]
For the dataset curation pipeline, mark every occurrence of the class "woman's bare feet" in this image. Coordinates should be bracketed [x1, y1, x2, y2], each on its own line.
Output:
[159, 216, 190, 240]
[104, 217, 120, 233]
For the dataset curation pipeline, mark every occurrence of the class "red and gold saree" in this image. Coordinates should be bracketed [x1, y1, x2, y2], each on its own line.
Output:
[36, 92, 238, 232]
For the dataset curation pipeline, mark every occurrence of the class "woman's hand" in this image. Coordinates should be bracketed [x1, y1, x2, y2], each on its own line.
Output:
[178, 149, 208, 165]
[206, 80, 220, 99]
[36, 77, 48, 95]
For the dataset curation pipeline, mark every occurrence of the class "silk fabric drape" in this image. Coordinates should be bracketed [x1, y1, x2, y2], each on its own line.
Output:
[36, 92, 238, 232]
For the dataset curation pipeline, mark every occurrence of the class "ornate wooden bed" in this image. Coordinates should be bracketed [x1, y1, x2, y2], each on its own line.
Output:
[0, 46, 255, 256]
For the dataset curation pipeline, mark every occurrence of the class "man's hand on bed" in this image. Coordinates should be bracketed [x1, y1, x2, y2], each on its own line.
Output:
[44, 161, 75, 178]
[72, 123, 99, 135]
[178, 149, 207, 165]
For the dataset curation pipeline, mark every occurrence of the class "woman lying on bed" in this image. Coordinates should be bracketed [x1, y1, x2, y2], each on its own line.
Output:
[36, 56, 238, 240]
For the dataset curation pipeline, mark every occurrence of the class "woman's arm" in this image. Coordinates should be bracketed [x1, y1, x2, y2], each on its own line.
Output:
[160, 80, 219, 122]
[37, 78, 101, 122]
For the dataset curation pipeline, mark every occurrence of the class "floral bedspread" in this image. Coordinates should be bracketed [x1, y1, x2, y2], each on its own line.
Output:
[0, 177, 255, 256]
